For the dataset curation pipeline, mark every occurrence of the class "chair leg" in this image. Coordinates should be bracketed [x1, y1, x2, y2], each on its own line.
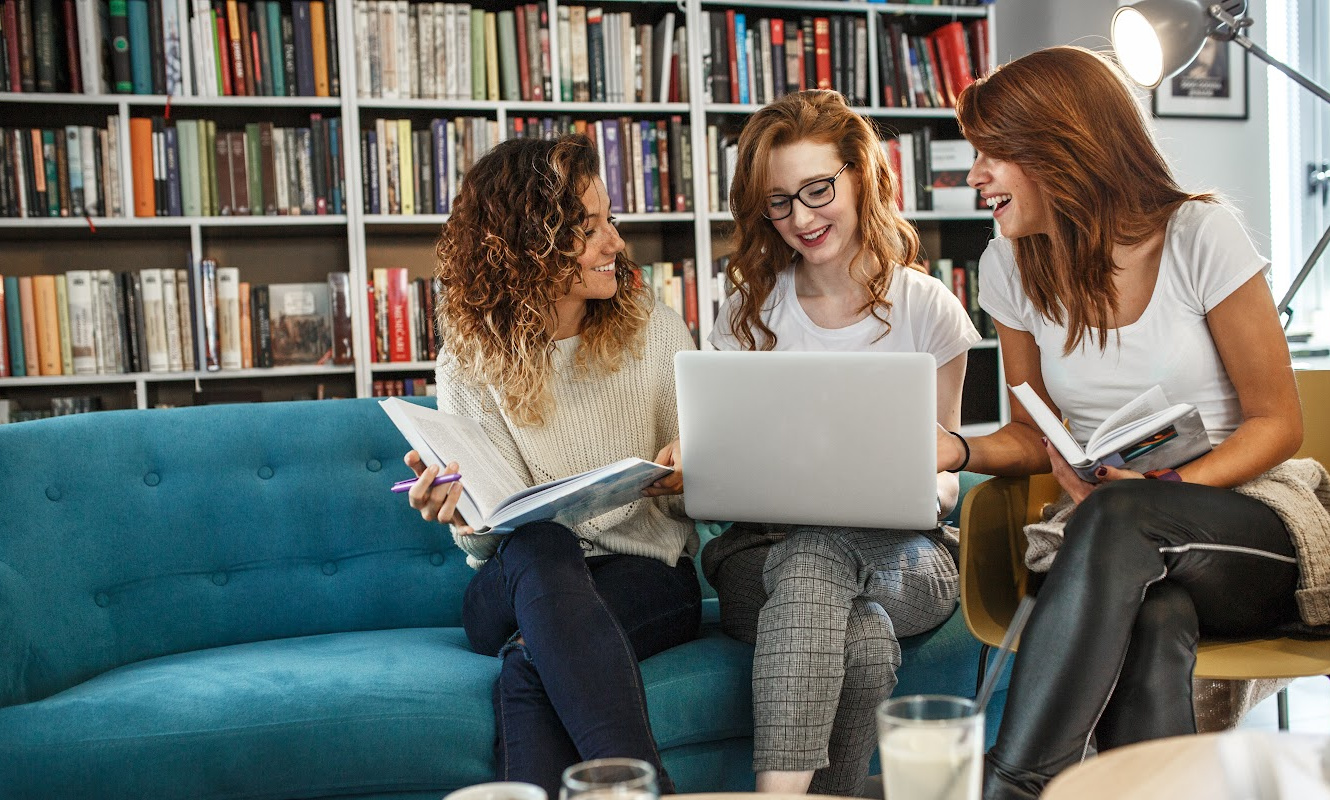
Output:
[976, 644, 991, 697]
[1277, 687, 1290, 731]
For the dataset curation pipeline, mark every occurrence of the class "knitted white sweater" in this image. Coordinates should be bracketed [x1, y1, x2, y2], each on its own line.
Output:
[435, 303, 698, 568]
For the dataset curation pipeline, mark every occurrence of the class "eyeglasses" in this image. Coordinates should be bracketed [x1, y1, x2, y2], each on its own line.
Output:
[763, 163, 852, 221]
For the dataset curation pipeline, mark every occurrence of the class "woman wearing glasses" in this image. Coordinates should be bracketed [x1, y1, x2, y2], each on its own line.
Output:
[701, 90, 980, 796]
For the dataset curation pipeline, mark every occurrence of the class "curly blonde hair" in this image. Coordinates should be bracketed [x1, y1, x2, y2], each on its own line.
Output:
[725, 90, 922, 350]
[434, 135, 652, 427]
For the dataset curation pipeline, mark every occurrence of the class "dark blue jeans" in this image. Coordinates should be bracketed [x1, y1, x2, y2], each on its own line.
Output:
[462, 521, 702, 798]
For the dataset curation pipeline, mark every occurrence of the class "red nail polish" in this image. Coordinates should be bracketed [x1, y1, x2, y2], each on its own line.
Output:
[1095, 467, 1108, 478]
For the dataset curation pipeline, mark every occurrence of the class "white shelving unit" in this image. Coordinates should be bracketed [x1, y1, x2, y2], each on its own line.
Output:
[1, 0, 1004, 426]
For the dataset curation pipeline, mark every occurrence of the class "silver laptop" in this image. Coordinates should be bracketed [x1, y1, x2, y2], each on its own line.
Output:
[675, 351, 938, 530]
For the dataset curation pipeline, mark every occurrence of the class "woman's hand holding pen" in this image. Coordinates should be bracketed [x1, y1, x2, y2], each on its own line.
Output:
[403, 450, 475, 535]
[644, 438, 684, 496]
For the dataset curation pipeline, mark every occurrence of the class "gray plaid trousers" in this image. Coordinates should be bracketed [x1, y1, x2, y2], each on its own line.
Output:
[701, 523, 959, 796]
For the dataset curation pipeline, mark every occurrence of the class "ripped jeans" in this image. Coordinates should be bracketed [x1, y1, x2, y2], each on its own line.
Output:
[462, 521, 702, 798]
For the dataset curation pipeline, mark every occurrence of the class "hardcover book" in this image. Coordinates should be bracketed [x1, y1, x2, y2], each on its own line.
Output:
[379, 397, 673, 535]
[1009, 383, 1212, 484]
[267, 280, 331, 365]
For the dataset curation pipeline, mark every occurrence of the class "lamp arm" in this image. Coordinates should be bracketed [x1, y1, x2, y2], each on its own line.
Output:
[1231, 32, 1330, 106]
[1276, 221, 1330, 324]
[1204, 6, 1330, 324]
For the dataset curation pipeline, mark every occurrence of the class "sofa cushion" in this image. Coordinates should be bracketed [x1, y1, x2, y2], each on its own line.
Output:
[0, 626, 758, 800]
[0, 628, 496, 800]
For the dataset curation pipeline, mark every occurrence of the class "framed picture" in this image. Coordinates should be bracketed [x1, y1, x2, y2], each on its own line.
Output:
[1153, 38, 1249, 120]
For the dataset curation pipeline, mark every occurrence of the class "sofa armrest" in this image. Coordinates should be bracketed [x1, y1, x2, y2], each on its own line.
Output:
[0, 562, 36, 708]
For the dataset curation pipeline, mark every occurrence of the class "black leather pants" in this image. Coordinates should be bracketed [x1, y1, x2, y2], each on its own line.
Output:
[984, 480, 1301, 800]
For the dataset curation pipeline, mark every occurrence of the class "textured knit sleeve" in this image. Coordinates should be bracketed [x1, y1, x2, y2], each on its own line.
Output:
[434, 350, 534, 567]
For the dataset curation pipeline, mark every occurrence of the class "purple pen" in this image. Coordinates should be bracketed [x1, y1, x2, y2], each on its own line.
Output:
[390, 472, 464, 493]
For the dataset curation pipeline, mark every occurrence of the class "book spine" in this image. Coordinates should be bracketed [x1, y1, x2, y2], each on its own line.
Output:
[176, 266, 195, 369]
[4, 275, 23, 376]
[161, 266, 183, 370]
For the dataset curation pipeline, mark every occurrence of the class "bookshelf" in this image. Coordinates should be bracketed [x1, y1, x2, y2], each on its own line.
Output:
[0, 0, 1002, 431]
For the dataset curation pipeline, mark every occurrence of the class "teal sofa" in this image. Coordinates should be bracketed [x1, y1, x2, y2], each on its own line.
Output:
[0, 398, 1005, 799]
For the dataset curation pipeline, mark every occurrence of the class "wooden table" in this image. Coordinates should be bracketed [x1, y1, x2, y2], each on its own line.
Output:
[1043, 731, 1330, 799]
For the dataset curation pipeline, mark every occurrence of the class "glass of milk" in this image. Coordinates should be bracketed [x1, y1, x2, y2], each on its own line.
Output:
[560, 758, 658, 800]
[877, 695, 983, 800]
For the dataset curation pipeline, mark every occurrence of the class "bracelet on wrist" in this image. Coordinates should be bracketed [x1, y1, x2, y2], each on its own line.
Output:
[945, 430, 970, 474]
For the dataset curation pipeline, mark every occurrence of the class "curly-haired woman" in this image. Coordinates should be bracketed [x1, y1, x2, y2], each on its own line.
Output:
[401, 135, 701, 797]
[703, 90, 979, 796]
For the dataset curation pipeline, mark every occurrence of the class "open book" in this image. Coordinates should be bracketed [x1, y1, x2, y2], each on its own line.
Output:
[379, 398, 674, 535]
[1009, 383, 1212, 483]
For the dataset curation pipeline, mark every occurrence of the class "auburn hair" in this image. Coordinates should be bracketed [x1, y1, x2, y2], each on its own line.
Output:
[956, 46, 1214, 353]
[434, 135, 652, 427]
[724, 90, 922, 350]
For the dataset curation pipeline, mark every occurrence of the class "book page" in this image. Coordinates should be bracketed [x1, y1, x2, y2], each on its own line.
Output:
[1087, 403, 1204, 462]
[1086, 385, 1170, 452]
[1008, 383, 1090, 467]
[488, 458, 674, 534]
[379, 398, 527, 524]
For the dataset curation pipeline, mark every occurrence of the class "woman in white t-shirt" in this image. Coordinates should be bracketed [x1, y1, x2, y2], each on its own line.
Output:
[951, 47, 1310, 800]
[702, 90, 980, 796]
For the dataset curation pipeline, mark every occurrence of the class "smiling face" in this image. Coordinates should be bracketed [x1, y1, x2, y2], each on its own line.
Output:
[967, 152, 1051, 239]
[766, 140, 861, 273]
[553, 176, 624, 334]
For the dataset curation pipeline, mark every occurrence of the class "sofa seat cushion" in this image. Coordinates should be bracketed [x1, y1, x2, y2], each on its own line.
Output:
[0, 628, 499, 800]
[0, 626, 758, 800]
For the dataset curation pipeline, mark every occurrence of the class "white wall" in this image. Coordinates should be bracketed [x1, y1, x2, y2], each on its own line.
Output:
[992, 0, 1273, 254]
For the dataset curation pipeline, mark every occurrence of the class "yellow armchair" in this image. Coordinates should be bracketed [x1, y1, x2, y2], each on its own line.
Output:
[958, 368, 1330, 729]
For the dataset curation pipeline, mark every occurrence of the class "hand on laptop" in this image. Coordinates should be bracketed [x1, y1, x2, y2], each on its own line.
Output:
[644, 438, 684, 497]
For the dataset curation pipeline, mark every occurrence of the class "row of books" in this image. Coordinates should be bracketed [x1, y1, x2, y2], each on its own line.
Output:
[360, 112, 694, 217]
[699, 12, 985, 109]
[0, 396, 101, 423]
[368, 267, 438, 363]
[931, 257, 995, 339]
[0, 122, 122, 218]
[371, 377, 434, 397]
[705, 124, 979, 214]
[701, 12, 865, 107]
[879, 18, 987, 109]
[185, 0, 342, 97]
[353, 1, 555, 101]
[127, 113, 344, 217]
[361, 115, 494, 215]
[351, 1, 685, 105]
[636, 259, 699, 344]
[885, 128, 980, 213]
[0, 0, 341, 97]
[0, 265, 353, 378]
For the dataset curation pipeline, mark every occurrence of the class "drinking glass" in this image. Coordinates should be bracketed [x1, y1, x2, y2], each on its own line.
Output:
[559, 758, 659, 800]
[442, 782, 547, 800]
[877, 694, 983, 800]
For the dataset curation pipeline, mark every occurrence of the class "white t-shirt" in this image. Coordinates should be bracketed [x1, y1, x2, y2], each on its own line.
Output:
[978, 201, 1270, 446]
[710, 264, 981, 365]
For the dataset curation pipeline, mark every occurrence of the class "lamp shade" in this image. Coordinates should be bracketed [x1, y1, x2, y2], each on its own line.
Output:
[1111, 0, 1211, 88]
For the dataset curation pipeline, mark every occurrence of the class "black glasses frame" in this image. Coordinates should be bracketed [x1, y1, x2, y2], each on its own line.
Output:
[763, 163, 852, 221]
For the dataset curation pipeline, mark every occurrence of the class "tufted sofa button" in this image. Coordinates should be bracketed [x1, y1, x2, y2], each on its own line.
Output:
[366, 459, 382, 472]
[429, 552, 445, 566]
[45, 487, 61, 501]
[212, 572, 229, 586]
[144, 472, 160, 487]
[322, 561, 338, 576]
[94, 592, 109, 607]
[257, 466, 274, 480]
